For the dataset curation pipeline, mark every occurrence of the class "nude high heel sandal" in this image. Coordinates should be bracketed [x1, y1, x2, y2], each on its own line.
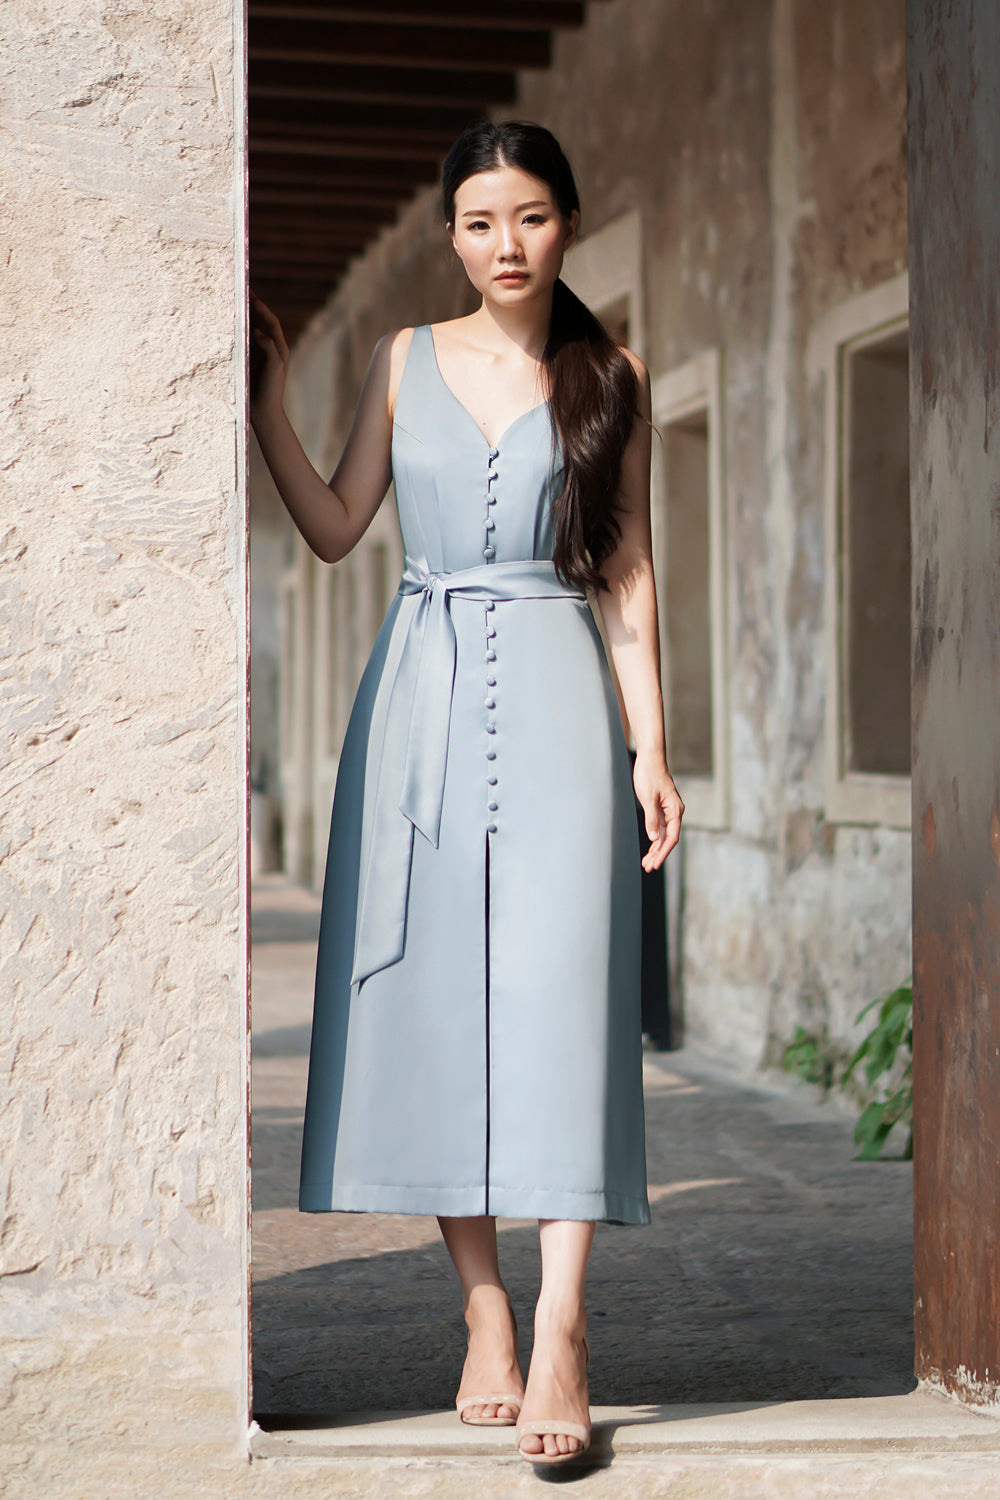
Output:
[455, 1307, 524, 1427]
[515, 1335, 591, 1465]
[456, 1391, 524, 1426]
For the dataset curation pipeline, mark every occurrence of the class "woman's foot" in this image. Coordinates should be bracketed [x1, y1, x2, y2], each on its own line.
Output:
[455, 1284, 524, 1424]
[516, 1306, 591, 1461]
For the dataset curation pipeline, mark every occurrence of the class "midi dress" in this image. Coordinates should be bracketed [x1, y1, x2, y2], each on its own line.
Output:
[298, 323, 651, 1226]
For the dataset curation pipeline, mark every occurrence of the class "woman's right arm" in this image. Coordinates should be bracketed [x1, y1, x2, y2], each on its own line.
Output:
[249, 293, 410, 564]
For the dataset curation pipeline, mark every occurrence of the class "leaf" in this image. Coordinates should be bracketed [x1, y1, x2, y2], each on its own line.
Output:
[841, 979, 914, 1158]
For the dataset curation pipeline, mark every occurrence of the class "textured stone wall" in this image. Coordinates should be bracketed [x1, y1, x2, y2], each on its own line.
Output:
[0, 0, 248, 1484]
[258, 0, 911, 1072]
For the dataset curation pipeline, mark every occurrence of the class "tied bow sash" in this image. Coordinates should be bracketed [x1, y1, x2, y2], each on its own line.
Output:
[350, 557, 586, 986]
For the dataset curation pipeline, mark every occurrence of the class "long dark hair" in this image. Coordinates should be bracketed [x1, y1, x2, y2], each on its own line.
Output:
[441, 121, 638, 592]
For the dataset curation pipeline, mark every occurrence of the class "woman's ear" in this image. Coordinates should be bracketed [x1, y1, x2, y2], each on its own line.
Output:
[563, 208, 580, 251]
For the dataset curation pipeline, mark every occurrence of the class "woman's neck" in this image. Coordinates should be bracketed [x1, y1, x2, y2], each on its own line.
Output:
[469, 292, 554, 363]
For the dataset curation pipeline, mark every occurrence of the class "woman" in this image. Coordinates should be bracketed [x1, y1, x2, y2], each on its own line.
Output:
[250, 120, 683, 1467]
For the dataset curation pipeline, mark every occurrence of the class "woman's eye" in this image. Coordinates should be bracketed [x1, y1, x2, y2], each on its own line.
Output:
[523, 214, 546, 225]
[468, 221, 489, 231]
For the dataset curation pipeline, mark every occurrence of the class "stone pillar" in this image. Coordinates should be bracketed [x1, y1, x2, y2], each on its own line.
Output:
[908, 0, 1000, 1408]
[0, 0, 250, 1480]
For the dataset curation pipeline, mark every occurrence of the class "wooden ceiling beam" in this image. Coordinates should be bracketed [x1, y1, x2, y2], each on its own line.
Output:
[252, 276, 344, 300]
[249, 127, 458, 162]
[251, 241, 383, 261]
[251, 193, 399, 219]
[251, 237, 381, 259]
[252, 186, 404, 210]
[248, 19, 551, 71]
[248, 1, 585, 29]
[248, 58, 517, 109]
[252, 304, 334, 323]
[251, 220, 376, 246]
[250, 97, 481, 137]
[252, 255, 356, 277]
[248, 136, 440, 167]
[251, 235, 375, 259]
[249, 152, 438, 189]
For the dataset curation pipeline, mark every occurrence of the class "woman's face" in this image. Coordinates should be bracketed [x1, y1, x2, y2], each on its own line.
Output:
[448, 164, 578, 307]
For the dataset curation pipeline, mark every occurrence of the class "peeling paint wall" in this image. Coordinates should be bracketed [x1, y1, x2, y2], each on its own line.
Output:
[0, 0, 248, 1478]
[259, 0, 910, 1071]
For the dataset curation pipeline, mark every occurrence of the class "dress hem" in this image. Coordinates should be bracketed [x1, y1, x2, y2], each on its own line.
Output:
[299, 1180, 652, 1227]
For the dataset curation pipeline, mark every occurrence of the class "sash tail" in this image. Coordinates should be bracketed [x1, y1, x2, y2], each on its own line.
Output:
[350, 558, 585, 989]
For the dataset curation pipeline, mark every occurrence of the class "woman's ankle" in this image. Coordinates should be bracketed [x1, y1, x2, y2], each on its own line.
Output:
[532, 1293, 587, 1341]
[463, 1281, 514, 1324]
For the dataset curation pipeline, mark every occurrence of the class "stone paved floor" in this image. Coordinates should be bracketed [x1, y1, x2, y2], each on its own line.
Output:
[250, 875, 915, 1420]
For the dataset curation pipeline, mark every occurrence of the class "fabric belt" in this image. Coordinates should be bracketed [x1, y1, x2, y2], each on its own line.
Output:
[351, 557, 586, 986]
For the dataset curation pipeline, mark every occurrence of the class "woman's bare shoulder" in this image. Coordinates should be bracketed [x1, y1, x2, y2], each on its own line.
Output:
[366, 327, 418, 414]
[620, 345, 649, 384]
[619, 346, 651, 417]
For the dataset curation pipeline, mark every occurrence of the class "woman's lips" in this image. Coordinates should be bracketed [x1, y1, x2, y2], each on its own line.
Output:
[495, 272, 528, 282]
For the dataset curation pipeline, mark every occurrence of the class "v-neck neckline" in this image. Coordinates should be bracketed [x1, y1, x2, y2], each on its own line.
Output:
[426, 324, 551, 451]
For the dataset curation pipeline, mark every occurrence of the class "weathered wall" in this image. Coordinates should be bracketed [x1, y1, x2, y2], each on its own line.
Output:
[518, 0, 910, 1064]
[259, 0, 911, 1071]
[0, 0, 249, 1483]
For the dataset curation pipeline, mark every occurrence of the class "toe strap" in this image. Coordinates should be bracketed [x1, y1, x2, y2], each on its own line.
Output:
[516, 1419, 590, 1443]
[456, 1393, 523, 1415]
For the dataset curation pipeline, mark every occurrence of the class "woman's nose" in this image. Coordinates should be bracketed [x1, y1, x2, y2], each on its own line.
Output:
[498, 223, 522, 259]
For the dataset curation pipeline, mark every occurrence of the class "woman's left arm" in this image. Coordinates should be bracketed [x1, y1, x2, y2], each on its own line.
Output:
[596, 353, 684, 871]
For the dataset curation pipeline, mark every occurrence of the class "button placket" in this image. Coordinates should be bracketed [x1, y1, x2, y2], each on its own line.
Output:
[484, 449, 499, 833]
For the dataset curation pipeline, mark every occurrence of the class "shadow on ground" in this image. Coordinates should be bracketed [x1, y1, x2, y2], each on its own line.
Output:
[251, 1043, 915, 1414]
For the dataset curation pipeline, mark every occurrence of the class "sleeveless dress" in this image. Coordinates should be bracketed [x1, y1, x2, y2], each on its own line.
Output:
[298, 323, 651, 1226]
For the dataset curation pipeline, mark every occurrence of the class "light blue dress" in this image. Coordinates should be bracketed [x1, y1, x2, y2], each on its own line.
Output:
[298, 323, 651, 1225]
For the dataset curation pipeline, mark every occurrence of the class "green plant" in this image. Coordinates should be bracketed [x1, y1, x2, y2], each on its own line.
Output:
[780, 1025, 841, 1093]
[778, 979, 913, 1160]
[842, 980, 913, 1160]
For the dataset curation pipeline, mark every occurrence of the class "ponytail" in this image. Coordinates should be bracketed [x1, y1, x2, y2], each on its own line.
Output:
[545, 278, 637, 592]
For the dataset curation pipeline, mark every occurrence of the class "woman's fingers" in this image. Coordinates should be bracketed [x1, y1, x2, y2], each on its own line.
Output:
[640, 788, 683, 870]
[249, 291, 289, 361]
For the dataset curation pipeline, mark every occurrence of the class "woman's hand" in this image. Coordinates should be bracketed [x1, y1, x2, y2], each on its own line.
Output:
[249, 290, 289, 418]
[633, 752, 684, 872]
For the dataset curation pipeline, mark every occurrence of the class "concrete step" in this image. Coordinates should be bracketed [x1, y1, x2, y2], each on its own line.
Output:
[247, 1392, 1000, 1500]
[253, 1388, 1000, 1458]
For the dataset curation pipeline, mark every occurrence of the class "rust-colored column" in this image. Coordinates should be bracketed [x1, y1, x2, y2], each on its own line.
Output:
[908, 0, 1000, 1407]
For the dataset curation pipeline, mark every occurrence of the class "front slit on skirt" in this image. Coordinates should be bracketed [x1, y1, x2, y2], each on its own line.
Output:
[484, 830, 492, 1216]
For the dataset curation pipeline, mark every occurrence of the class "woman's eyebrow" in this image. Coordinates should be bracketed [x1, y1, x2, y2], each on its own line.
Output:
[460, 201, 549, 218]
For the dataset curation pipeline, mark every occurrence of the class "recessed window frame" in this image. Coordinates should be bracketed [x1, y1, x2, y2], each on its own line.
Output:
[563, 208, 646, 360]
[811, 272, 910, 829]
[650, 350, 729, 831]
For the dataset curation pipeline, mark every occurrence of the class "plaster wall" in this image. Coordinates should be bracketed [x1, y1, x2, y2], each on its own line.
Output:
[0, 0, 249, 1483]
[260, 0, 911, 1070]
